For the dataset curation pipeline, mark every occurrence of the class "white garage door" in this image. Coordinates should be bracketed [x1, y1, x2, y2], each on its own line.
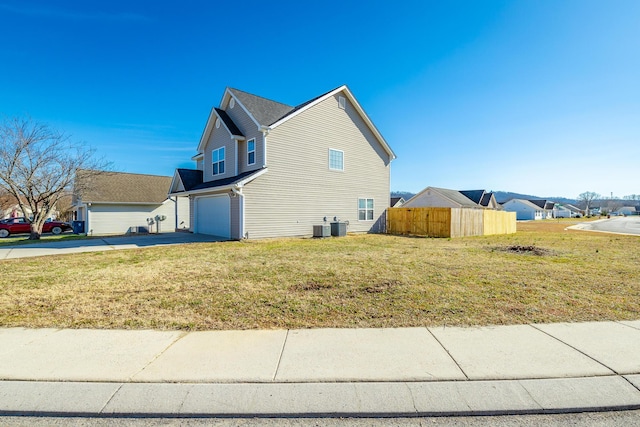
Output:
[195, 195, 230, 238]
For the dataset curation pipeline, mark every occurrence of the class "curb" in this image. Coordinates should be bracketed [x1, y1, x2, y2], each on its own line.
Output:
[2, 376, 640, 418]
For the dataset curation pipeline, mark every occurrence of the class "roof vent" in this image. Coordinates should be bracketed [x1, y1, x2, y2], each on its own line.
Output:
[338, 96, 346, 109]
[229, 98, 235, 109]
[215, 118, 220, 128]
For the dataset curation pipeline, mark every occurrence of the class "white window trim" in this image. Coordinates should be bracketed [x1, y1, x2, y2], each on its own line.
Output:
[212, 146, 225, 176]
[358, 198, 375, 222]
[247, 138, 256, 166]
[328, 148, 344, 172]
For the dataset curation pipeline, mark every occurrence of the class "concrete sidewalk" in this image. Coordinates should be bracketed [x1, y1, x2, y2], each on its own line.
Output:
[0, 233, 225, 260]
[1, 321, 640, 417]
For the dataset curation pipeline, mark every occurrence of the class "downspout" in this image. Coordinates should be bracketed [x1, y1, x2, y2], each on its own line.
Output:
[260, 126, 270, 168]
[170, 196, 178, 230]
[86, 203, 91, 235]
[231, 185, 245, 239]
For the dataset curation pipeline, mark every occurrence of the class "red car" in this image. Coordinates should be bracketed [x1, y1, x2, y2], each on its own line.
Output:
[0, 217, 72, 238]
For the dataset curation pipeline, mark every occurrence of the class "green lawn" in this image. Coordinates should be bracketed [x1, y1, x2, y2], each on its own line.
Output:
[0, 233, 88, 247]
[0, 221, 638, 330]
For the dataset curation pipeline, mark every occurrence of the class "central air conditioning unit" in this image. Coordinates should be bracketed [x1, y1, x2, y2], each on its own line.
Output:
[313, 224, 331, 238]
[331, 221, 347, 237]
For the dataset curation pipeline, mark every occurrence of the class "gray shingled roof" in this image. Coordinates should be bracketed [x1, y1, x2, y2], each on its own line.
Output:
[268, 86, 341, 125]
[76, 170, 171, 204]
[509, 199, 545, 210]
[176, 169, 203, 191]
[390, 197, 404, 206]
[528, 199, 553, 209]
[188, 168, 265, 192]
[431, 187, 481, 208]
[479, 192, 493, 207]
[214, 108, 243, 137]
[460, 190, 485, 205]
[228, 88, 294, 127]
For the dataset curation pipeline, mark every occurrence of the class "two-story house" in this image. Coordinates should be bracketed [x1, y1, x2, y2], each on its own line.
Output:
[169, 86, 396, 240]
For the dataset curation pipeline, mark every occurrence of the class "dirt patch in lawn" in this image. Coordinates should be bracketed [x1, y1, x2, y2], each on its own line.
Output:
[498, 245, 555, 256]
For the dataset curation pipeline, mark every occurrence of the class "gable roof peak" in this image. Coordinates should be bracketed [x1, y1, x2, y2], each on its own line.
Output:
[227, 87, 293, 108]
[224, 87, 294, 127]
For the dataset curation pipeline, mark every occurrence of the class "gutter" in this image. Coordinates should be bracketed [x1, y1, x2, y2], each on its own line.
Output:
[170, 168, 268, 198]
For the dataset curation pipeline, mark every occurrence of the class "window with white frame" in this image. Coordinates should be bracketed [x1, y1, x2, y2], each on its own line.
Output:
[358, 198, 374, 221]
[247, 139, 255, 165]
[329, 148, 344, 171]
[212, 146, 225, 175]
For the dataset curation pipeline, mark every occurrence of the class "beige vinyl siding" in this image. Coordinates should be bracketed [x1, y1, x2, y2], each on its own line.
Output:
[242, 93, 391, 239]
[237, 138, 264, 174]
[176, 196, 190, 230]
[224, 101, 259, 136]
[189, 196, 195, 232]
[230, 194, 241, 239]
[223, 104, 264, 174]
[203, 128, 235, 182]
[87, 200, 176, 235]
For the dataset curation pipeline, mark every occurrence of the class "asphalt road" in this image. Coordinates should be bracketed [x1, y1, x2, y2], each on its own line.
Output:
[580, 217, 640, 235]
[3, 411, 640, 426]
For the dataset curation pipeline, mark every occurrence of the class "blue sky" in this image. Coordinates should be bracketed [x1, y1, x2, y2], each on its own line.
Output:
[1, 0, 638, 199]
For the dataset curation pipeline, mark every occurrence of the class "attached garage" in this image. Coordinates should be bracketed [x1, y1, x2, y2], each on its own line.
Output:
[195, 195, 230, 238]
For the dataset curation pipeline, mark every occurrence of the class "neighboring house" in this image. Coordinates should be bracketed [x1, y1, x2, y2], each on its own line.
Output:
[1, 204, 32, 219]
[390, 197, 405, 208]
[402, 187, 497, 209]
[618, 206, 639, 216]
[73, 171, 189, 235]
[565, 203, 583, 217]
[460, 190, 501, 210]
[169, 85, 396, 239]
[553, 203, 582, 218]
[501, 199, 545, 220]
[1, 197, 60, 220]
[553, 204, 572, 218]
[528, 200, 555, 219]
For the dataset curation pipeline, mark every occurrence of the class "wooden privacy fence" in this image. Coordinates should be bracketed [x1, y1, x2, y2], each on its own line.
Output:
[386, 207, 516, 238]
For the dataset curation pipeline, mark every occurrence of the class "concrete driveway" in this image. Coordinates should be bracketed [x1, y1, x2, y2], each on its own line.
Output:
[0, 233, 227, 260]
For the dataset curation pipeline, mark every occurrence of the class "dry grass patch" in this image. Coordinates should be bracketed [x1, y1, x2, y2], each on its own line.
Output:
[0, 222, 638, 330]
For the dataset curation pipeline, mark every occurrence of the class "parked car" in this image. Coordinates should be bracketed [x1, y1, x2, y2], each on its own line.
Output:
[0, 217, 72, 238]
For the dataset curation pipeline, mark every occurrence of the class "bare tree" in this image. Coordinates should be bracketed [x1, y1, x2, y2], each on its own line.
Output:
[577, 191, 601, 216]
[0, 116, 108, 239]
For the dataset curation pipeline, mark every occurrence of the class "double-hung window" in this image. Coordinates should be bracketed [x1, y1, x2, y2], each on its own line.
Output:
[212, 147, 225, 176]
[358, 198, 374, 221]
[247, 139, 256, 165]
[329, 148, 344, 171]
